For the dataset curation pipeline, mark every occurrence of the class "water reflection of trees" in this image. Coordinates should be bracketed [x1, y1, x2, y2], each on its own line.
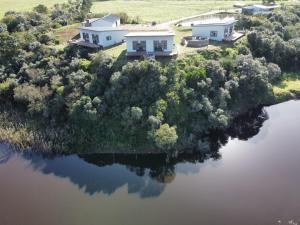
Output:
[207, 106, 268, 153]
[1, 106, 268, 198]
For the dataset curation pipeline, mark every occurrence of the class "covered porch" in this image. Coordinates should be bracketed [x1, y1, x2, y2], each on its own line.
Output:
[223, 32, 245, 42]
[69, 39, 102, 49]
[126, 49, 178, 58]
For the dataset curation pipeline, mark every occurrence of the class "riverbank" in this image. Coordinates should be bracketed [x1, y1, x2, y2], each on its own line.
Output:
[273, 73, 300, 103]
[0, 93, 295, 154]
[1, 4, 300, 154]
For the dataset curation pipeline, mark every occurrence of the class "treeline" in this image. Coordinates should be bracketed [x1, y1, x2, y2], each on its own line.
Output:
[237, 6, 300, 71]
[1, 0, 92, 32]
[0, 5, 299, 153]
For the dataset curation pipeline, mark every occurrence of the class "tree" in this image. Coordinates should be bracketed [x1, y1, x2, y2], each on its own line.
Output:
[0, 23, 7, 33]
[14, 83, 52, 113]
[90, 52, 113, 77]
[70, 96, 97, 121]
[33, 4, 48, 14]
[154, 124, 178, 150]
[0, 32, 20, 65]
[267, 63, 282, 82]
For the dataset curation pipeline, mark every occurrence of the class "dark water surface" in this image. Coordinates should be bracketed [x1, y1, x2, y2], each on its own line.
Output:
[1, 100, 300, 225]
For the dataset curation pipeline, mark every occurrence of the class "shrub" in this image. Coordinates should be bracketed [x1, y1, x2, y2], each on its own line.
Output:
[33, 4, 48, 14]
[154, 124, 178, 150]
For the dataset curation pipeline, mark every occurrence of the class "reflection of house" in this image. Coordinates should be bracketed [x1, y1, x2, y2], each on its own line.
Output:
[72, 14, 127, 49]
[125, 31, 177, 57]
[242, 4, 280, 15]
[191, 17, 243, 42]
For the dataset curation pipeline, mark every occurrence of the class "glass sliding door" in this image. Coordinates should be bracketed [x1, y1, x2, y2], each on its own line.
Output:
[133, 41, 146, 52]
[92, 34, 99, 45]
[154, 40, 168, 52]
[83, 32, 90, 42]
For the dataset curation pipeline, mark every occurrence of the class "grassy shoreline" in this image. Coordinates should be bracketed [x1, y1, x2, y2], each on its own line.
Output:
[0, 93, 297, 154]
[273, 73, 300, 103]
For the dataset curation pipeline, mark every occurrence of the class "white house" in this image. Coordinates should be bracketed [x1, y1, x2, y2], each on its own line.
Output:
[81, 14, 121, 28]
[79, 27, 128, 48]
[242, 4, 280, 15]
[125, 31, 176, 57]
[191, 17, 238, 41]
[74, 14, 127, 49]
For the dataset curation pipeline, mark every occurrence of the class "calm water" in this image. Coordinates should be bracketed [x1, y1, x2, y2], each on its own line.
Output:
[1, 100, 300, 225]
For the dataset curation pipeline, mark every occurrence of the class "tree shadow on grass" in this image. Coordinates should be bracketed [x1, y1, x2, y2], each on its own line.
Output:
[112, 49, 127, 70]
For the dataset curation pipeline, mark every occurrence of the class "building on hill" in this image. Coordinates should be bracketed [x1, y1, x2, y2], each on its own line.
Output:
[191, 17, 244, 42]
[70, 15, 126, 49]
[242, 4, 280, 15]
[125, 31, 177, 58]
[77, 27, 128, 49]
[81, 14, 121, 28]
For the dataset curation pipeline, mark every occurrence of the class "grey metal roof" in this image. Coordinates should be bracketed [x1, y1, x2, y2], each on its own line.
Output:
[192, 17, 237, 26]
[125, 31, 175, 37]
[102, 14, 120, 23]
[85, 14, 120, 24]
[79, 27, 127, 32]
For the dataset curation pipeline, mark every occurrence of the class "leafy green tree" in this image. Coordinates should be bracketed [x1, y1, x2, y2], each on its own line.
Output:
[0, 32, 19, 64]
[70, 96, 97, 121]
[0, 23, 7, 33]
[154, 123, 178, 150]
[33, 4, 48, 14]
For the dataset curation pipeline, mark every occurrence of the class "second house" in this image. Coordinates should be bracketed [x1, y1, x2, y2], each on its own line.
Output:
[125, 31, 177, 58]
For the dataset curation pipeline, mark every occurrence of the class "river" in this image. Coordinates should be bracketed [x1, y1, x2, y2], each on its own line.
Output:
[0, 100, 300, 225]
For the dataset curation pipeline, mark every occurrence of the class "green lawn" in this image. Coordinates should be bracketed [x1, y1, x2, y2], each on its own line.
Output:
[1, 0, 295, 21]
[53, 23, 80, 49]
[92, 0, 235, 23]
[0, 0, 67, 17]
[92, 0, 270, 23]
[273, 73, 300, 102]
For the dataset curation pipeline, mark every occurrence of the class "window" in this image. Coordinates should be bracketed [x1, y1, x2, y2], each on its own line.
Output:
[92, 34, 99, 44]
[161, 40, 167, 50]
[82, 32, 89, 42]
[229, 26, 233, 34]
[210, 31, 218, 37]
[224, 28, 229, 37]
[154, 40, 168, 51]
[106, 35, 112, 41]
[154, 40, 162, 51]
[133, 41, 146, 51]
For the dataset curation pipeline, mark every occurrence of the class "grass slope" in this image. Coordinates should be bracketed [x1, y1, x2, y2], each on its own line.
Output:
[92, 0, 264, 23]
[0, 0, 67, 17]
[273, 73, 300, 102]
[92, 0, 234, 23]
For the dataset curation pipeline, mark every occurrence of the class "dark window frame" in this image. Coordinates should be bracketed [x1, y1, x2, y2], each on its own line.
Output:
[133, 40, 146, 52]
[92, 34, 99, 44]
[210, 31, 218, 38]
[83, 32, 90, 42]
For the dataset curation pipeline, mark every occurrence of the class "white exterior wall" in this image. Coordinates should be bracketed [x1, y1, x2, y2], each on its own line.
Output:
[91, 19, 120, 28]
[192, 24, 235, 41]
[126, 36, 174, 53]
[79, 29, 127, 48]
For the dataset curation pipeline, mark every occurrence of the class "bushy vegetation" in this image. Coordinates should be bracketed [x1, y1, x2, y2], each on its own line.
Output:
[0, 4, 299, 153]
[237, 7, 300, 70]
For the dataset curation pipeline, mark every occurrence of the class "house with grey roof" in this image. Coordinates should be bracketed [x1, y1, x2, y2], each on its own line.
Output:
[72, 14, 127, 49]
[125, 31, 177, 58]
[191, 17, 244, 42]
[242, 4, 280, 15]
